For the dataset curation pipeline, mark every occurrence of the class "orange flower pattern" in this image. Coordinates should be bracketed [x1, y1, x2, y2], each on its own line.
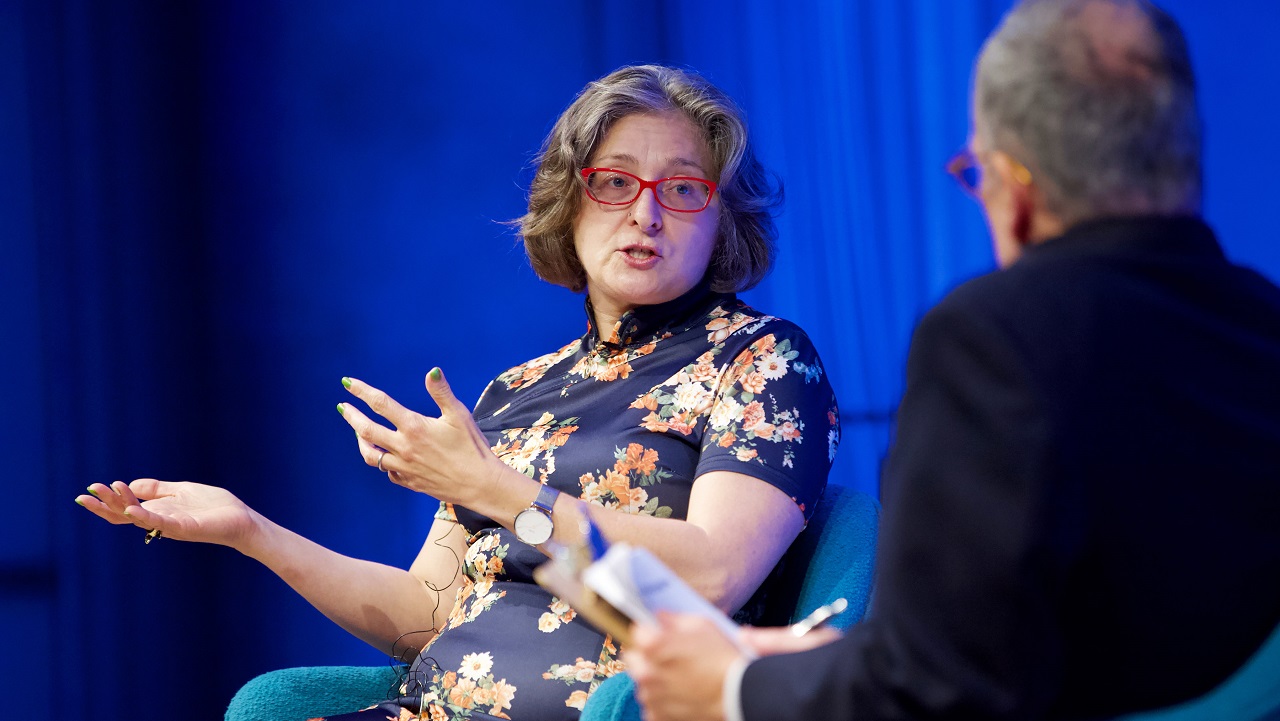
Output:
[494, 340, 581, 391]
[631, 313, 835, 473]
[566, 338, 661, 383]
[487, 412, 579, 483]
[414, 652, 519, 720]
[542, 635, 623, 710]
[577, 443, 673, 516]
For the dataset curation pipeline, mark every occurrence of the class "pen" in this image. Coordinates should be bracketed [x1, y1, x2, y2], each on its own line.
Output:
[790, 597, 848, 637]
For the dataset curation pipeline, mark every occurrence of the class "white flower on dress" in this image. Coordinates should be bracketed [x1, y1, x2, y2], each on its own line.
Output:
[538, 612, 562, 633]
[672, 381, 711, 413]
[709, 397, 744, 430]
[459, 651, 494, 681]
[758, 351, 789, 380]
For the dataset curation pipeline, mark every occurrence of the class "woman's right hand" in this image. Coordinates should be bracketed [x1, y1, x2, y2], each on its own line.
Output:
[76, 479, 259, 550]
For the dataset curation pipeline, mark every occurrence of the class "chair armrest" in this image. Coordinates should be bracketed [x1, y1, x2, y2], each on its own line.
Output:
[224, 665, 404, 721]
[580, 672, 642, 721]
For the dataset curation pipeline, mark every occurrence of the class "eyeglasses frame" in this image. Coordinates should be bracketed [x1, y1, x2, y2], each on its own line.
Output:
[579, 167, 719, 213]
[945, 148, 1033, 198]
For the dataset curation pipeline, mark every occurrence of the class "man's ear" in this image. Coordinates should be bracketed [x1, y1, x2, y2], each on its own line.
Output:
[1010, 181, 1034, 243]
[993, 152, 1035, 244]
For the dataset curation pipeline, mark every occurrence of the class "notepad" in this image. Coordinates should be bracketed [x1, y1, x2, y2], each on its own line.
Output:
[533, 532, 753, 655]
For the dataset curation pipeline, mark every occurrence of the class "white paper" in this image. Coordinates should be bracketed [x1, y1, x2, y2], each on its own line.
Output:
[581, 542, 756, 657]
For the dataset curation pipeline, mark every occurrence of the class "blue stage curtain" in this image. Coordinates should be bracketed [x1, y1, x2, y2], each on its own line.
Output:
[3, 2, 1277, 719]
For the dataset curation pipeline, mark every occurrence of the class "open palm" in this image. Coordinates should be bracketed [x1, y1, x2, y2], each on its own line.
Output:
[78, 479, 258, 549]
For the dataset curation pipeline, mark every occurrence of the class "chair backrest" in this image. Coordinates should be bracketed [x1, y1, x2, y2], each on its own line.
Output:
[746, 482, 880, 629]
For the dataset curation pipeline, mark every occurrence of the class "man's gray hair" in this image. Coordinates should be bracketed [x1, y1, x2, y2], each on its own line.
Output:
[975, 0, 1201, 223]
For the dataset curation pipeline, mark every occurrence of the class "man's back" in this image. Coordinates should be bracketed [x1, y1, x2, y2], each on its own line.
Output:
[878, 215, 1280, 718]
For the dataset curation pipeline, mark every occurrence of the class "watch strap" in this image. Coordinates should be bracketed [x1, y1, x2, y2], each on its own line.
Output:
[531, 483, 560, 515]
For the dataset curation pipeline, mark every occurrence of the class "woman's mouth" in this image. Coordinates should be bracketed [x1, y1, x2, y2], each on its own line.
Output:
[620, 245, 661, 268]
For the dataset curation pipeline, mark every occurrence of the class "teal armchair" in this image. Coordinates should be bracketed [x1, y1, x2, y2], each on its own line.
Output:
[224, 484, 880, 721]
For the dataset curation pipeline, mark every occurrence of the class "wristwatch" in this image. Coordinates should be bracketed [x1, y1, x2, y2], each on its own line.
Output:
[514, 484, 560, 546]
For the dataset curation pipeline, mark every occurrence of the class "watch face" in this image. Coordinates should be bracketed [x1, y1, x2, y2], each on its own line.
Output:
[515, 509, 554, 545]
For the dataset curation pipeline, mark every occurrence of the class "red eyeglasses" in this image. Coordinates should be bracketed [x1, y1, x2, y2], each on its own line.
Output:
[580, 168, 718, 213]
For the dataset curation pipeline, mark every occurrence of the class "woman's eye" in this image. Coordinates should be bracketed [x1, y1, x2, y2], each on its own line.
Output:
[609, 176, 628, 188]
[673, 183, 692, 195]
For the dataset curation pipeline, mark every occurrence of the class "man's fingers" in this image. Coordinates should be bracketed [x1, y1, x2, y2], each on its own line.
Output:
[656, 610, 715, 637]
[740, 624, 842, 655]
[630, 620, 663, 653]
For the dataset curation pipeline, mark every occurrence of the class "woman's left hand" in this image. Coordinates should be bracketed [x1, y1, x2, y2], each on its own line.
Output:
[337, 368, 506, 508]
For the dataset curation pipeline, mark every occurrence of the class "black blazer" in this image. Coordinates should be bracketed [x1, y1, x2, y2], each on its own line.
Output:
[742, 217, 1280, 720]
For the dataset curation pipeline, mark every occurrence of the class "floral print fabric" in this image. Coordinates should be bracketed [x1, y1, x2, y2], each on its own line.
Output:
[321, 285, 838, 721]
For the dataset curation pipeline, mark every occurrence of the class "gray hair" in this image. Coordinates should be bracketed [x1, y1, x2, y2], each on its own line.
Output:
[518, 64, 781, 293]
[975, 0, 1202, 223]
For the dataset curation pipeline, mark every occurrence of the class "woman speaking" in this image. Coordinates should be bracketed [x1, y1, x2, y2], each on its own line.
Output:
[77, 64, 840, 721]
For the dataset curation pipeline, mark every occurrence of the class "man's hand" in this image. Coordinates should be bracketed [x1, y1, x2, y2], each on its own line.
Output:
[629, 611, 845, 721]
[629, 612, 742, 721]
[741, 623, 842, 656]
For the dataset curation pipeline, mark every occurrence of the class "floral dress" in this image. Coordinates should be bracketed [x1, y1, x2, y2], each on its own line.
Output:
[318, 284, 839, 721]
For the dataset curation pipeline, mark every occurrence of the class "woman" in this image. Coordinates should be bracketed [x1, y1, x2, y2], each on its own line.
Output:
[76, 65, 839, 721]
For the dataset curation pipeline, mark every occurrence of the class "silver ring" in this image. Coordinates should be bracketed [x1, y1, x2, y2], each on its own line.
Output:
[144, 528, 163, 544]
[377, 450, 388, 473]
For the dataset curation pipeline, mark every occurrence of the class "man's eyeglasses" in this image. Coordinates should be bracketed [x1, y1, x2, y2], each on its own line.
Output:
[945, 148, 1032, 198]
[580, 168, 718, 213]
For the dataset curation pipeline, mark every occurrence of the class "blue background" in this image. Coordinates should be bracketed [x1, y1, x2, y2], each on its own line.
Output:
[4, 1, 1278, 718]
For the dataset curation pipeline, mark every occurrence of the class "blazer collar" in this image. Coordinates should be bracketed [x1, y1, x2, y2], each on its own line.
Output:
[1025, 215, 1223, 263]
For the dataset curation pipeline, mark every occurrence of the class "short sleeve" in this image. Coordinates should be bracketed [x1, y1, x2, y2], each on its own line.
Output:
[434, 500, 458, 523]
[696, 323, 839, 522]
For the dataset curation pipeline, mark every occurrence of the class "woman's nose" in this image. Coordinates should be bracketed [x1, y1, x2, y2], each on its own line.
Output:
[629, 187, 663, 232]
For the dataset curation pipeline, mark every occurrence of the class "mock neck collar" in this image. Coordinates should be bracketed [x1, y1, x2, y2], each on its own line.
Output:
[584, 279, 726, 349]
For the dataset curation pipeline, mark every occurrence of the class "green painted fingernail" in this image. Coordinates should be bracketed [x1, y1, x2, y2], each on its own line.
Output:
[429, 367, 442, 381]
[86, 486, 99, 497]
[75, 498, 85, 506]
[341, 377, 352, 389]
[336, 403, 345, 415]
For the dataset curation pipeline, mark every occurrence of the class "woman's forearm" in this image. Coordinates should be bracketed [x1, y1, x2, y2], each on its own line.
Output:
[237, 511, 455, 658]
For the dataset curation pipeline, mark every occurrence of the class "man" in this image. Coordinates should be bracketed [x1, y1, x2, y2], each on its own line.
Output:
[626, 1, 1280, 719]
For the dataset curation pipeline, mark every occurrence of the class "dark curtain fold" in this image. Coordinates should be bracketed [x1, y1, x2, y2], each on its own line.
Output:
[4, 1, 1277, 718]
